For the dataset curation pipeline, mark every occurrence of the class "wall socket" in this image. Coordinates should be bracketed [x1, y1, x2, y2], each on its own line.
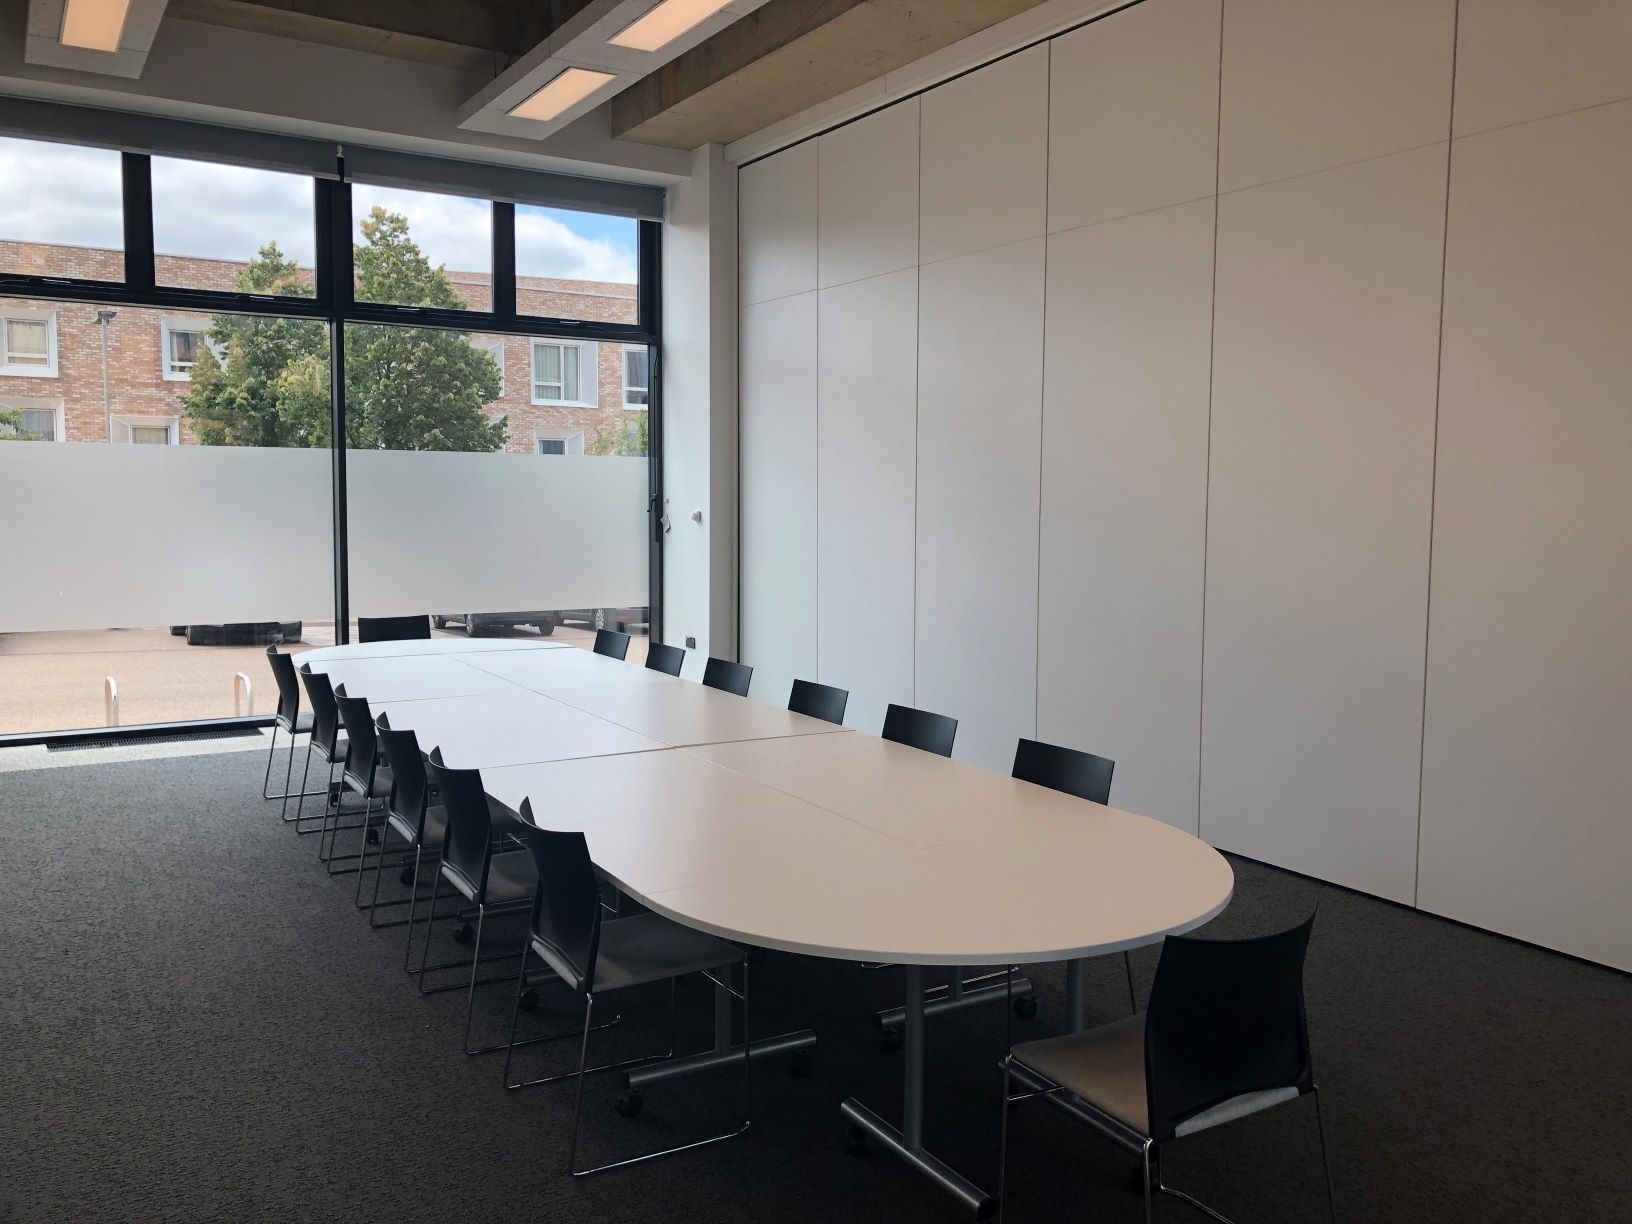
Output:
[685, 636, 696, 649]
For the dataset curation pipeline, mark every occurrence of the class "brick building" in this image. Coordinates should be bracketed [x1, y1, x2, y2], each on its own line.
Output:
[0, 240, 646, 455]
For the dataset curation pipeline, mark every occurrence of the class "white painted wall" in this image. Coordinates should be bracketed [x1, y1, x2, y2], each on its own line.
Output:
[735, 0, 1632, 969]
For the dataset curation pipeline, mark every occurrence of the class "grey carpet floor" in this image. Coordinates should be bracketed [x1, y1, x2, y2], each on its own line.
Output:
[1, 749, 1628, 1224]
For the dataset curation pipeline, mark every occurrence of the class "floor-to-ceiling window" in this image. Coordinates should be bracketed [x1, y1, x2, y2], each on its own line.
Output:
[0, 125, 661, 737]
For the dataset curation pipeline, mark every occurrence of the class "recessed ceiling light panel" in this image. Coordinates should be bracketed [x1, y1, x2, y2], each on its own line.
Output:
[609, 0, 735, 53]
[60, 0, 132, 52]
[508, 67, 617, 123]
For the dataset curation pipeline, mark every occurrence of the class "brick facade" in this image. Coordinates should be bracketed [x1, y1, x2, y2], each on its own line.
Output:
[0, 240, 644, 455]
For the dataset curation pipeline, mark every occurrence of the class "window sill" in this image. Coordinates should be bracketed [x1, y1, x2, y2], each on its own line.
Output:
[530, 400, 598, 410]
[0, 366, 58, 379]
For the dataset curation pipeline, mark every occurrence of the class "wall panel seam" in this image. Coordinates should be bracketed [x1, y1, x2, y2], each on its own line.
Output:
[1196, 0, 1224, 842]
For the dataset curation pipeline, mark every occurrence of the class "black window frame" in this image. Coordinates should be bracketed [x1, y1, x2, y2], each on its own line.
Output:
[0, 142, 663, 744]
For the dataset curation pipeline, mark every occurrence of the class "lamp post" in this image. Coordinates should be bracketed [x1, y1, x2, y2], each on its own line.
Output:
[95, 308, 117, 441]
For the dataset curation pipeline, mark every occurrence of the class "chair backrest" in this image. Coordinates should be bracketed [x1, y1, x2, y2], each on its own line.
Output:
[298, 663, 340, 755]
[334, 687, 378, 784]
[518, 801, 603, 996]
[376, 714, 432, 841]
[645, 641, 686, 677]
[789, 678, 848, 725]
[881, 703, 958, 757]
[266, 645, 301, 726]
[425, 748, 495, 901]
[702, 657, 753, 697]
[1012, 738, 1115, 806]
[1143, 912, 1318, 1142]
[593, 628, 631, 660]
[357, 615, 431, 644]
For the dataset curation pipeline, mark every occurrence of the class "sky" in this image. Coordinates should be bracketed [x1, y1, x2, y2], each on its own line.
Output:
[0, 136, 638, 284]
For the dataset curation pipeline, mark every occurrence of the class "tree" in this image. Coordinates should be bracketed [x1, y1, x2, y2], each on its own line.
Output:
[0, 405, 40, 441]
[184, 208, 507, 451]
[586, 412, 649, 457]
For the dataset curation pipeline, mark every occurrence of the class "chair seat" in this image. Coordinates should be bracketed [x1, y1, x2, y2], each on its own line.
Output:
[444, 847, 536, 906]
[342, 765, 392, 799]
[386, 803, 445, 847]
[1012, 1014, 1302, 1141]
[276, 710, 314, 734]
[576, 912, 741, 995]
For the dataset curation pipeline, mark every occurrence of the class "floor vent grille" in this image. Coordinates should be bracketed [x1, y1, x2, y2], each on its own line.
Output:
[46, 727, 264, 752]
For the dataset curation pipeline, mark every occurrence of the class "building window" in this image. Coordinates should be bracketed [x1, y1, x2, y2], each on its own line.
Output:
[473, 336, 505, 395]
[535, 430, 584, 456]
[1, 310, 57, 377]
[161, 319, 220, 380]
[113, 416, 178, 445]
[531, 339, 596, 406]
[622, 345, 649, 410]
[0, 398, 61, 441]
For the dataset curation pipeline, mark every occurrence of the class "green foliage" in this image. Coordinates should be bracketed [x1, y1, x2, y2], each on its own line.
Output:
[183, 209, 507, 452]
[586, 412, 649, 457]
[0, 404, 39, 441]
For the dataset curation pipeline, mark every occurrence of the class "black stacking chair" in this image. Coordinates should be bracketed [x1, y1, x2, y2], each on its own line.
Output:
[327, 687, 394, 877]
[264, 645, 324, 818]
[593, 628, 631, 660]
[421, 749, 539, 1055]
[501, 813, 751, 1176]
[1012, 738, 1135, 1012]
[291, 663, 346, 837]
[998, 913, 1335, 1224]
[357, 614, 431, 644]
[701, 657, 753, 697]
[788, 678, 848, 725]
[353, 713, 448, 932]
[882, 703, 958, 757]
[644, 641, 686, 676]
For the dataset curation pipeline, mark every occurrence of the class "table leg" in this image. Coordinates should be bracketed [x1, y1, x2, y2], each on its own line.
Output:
[625, 972, 816, 1091]
[873, 966, 1035, 1032]
[841, 965, 997, 1221]
[1065, 958, 1085, 1033]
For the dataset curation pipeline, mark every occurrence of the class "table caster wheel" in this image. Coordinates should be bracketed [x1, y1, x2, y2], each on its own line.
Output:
[789, 1050, 813, 1078]
[878, 1028, 903, 1053]
[843, 1124, 867, 1155]
[1012, 995, 1038, 1020]
[452, 923, 474, 945]
[399, 866, 415, 886]
[615, 1090, 643, 1119]
[519, 988, 539, 1012]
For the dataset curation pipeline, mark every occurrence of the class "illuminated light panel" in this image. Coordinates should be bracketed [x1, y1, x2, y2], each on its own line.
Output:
[608, 0, 735, 53]
[60, 0, 132, 51]
[508, 67, 618, 123]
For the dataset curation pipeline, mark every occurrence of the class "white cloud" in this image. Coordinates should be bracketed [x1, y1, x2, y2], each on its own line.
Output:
[2, 138, 637, 284]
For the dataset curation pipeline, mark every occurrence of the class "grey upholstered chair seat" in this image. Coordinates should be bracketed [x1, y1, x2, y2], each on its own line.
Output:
[1012, 1013, 1300, 1140]
[444, 847, 536, 905]
[533, 912, 739, 995]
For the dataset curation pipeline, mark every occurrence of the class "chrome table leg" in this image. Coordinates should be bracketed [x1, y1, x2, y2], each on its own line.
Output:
[625, 976, 815, 1090]
[874, 967, 1035, 1032]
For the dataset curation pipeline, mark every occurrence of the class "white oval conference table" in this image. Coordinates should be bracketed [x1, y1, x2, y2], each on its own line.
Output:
[298, 637, 1234, 1218]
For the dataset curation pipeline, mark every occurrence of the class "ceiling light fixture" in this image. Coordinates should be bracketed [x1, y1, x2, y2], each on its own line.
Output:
[608, 0, 735, 53]
[507, 67, 617, 123]
[60, 0, 132, 52]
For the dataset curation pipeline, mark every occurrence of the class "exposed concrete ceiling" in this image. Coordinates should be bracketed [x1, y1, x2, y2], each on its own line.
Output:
[25, 0, 172, 79]
[610, 0, 1058, 148]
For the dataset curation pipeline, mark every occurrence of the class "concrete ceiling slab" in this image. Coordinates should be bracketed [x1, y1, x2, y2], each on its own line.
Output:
[26, 0, 172, 79]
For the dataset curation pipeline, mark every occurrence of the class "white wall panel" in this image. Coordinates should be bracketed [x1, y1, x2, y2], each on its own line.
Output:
[817, 269, 918, 733]
[1203, 145, 1446, 903]
[1218, 0, 1455, 192]
[1453, 0, 1632, 138]
[818, 99, 920, 289]
[739, 142, 817, 305]
[1419, 101, 1632, 970]
[738, 292, 818, 704]
[1048, 0, 1221, 232]
[918, 45, 1048, 266]
[1038, 198, 1215, 834]
[914, 238, 1045, 772]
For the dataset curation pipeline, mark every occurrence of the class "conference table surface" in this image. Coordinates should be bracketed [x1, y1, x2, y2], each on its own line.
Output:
[295, 636, 1234, 1217]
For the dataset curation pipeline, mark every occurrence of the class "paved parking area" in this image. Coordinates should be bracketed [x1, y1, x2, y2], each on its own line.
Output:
[0, 621, 644, 735]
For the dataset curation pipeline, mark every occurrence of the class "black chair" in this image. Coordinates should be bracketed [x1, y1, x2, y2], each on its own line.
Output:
[328, 687, 395, 878]
[882, 703, 958, 757]
[421, 749, 539, 1055]
[357, 614, 431, 644]
[701, 657, 753, 697]
[644, 641, 686, 677]
[998, 913, 1335, 1224]
[264, 645, 323, 818]
[291, 663, 346, 838]
[366, 714, 448, 935]
[1012, 738, 1135, 1013]
[501, 812, 750, 1176]
[594, 628, 631, 660]
[788, 678, 848, 725]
